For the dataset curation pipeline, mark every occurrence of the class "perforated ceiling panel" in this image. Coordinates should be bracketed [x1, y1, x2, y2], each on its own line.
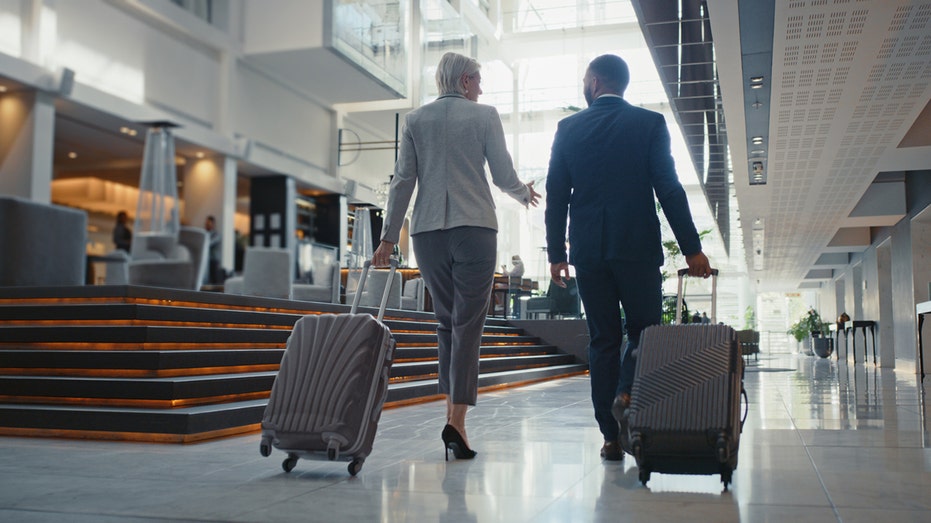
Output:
[725, 0, 931, 290]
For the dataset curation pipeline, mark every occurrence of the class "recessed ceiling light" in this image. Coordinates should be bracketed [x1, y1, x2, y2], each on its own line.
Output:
[751, 136, 764, 145]
[68, 152, 78, 159]
[749, 76, 764, 89]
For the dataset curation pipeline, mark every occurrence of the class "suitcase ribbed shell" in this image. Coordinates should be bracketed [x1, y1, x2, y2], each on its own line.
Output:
[630, 325, 737, 432]
[627, 323, 743, 482]
[261, 313, 395, 460]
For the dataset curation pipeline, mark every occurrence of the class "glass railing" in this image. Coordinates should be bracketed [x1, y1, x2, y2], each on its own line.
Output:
[330, 0, 408, 96]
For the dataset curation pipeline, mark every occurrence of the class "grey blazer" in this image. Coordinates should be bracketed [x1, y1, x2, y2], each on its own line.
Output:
[380, 94, 531, 243]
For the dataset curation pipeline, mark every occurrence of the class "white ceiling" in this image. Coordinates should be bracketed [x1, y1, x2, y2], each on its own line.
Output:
[709, 0, 931, 292]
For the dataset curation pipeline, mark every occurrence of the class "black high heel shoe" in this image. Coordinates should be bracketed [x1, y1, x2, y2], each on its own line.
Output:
[442, 424, 477, 461]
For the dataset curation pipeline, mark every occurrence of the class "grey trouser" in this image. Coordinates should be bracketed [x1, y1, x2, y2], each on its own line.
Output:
[413, 227, 497, 405]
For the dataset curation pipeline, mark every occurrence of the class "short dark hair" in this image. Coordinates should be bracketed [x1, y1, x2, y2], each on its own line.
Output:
[588, 54, 630, 95]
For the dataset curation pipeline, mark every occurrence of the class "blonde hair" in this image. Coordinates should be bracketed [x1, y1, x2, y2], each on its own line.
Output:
[435, 52, 481, 96]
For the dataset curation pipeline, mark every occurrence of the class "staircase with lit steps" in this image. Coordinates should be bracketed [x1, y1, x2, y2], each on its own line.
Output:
[0, 285, 586, 443]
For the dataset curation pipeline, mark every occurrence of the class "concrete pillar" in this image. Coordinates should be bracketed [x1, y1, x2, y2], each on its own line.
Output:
[0, 90, 55, 202]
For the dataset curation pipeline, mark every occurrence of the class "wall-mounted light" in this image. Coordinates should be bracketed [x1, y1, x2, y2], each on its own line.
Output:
[120, 126, 138, 137]
[750, 76, 764, 89]
[195, 152, 205, 159]
[750, 161, 766, 185]
[752, 222, 764, 271]
[751, 136, 764, 145]
[67, 152, 78, 159]
[0, 85, 7, 93]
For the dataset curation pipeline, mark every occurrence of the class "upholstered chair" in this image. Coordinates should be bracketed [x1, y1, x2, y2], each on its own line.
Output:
[400, 277, 425, 311]
[128, 226, 209, 290]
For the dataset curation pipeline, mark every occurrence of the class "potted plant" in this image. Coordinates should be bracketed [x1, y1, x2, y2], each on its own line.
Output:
[788, 308, 832, 357]
[787, 318, 811, 354]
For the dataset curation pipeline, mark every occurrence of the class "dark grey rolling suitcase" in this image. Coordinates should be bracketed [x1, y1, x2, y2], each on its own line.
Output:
[626, 269, 746, 488]
[259, 260, 397, 476]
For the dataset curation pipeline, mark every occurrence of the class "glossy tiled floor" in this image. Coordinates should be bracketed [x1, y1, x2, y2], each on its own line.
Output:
[1, 350, 929, 522]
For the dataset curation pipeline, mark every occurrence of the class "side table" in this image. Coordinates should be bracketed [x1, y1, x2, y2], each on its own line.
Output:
[844, 320, 877, 365]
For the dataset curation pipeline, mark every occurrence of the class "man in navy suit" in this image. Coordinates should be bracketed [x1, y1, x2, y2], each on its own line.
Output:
[545, 54, 711, 461]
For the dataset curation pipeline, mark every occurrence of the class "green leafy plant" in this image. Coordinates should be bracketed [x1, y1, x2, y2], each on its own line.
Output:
[787, 308, 828, 342]
[744, 306, 756, 331]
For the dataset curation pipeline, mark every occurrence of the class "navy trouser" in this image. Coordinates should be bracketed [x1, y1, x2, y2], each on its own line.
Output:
[574, 261, 663, 441]
[413, 227, 497, 406]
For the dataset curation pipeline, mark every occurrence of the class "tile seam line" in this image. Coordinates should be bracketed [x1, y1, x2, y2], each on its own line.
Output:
[784, 391, 843, 522]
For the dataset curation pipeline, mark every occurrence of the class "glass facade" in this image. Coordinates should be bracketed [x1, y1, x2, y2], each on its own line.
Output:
[331, 0, 408, 96]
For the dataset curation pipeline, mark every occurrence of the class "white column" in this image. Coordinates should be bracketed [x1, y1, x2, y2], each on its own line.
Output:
[182, 154, 237, 273]
[0, 90, 55, 201]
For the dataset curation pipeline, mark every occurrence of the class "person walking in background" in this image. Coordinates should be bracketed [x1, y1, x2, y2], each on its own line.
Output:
[544, 54, 711, 461]
[113, 211, 132, 253]
[372, 51, 540, 460]
[204, 215, 222, 284]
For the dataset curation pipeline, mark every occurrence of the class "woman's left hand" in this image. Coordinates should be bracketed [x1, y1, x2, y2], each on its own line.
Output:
[526, 181, 541, 207]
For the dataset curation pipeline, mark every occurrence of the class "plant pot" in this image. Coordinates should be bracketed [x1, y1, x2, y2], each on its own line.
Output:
[813, 337, 834, 358]
[800, 336, 813, 355]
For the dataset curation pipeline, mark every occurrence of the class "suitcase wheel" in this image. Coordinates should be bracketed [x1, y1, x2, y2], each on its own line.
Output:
[638, 468, 651, 487]
[259, 437, 272, 457]
[282, 454, 298, 473]
[348, 459, 364, 476]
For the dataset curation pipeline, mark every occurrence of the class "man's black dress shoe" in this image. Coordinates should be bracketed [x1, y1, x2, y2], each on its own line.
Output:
[600, 440, 622, 461]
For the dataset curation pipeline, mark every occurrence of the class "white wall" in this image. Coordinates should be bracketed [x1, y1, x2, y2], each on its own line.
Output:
[53, 0, 220, 126]
[242, 0, 325, 54]
[0, 0, 22, 57]
[234, 63, 333, 173]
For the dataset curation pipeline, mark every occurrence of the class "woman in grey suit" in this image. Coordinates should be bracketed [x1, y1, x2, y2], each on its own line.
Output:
[372, 52, 540, 460]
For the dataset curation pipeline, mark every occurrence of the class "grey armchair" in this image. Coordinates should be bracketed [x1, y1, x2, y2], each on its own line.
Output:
[292, 242, 341, 304]
[292, 261, 340, 303]
[128, 226, 209, 290]
[400, 277, 425, 311]
[345, 268, 402, 309]
[0, 196, 87, 286]
[224, 247, 292, 299]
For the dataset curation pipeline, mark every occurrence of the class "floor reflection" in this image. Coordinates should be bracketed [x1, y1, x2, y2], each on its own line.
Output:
[0, 350, 928, 521]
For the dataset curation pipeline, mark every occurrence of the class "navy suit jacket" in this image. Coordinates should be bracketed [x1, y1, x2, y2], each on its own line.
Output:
[545, 96, 702, 268]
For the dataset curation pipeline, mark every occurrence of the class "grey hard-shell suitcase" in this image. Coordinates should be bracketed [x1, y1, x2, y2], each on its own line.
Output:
[259, 260, 398, 476]
[626, 268, 746, 488]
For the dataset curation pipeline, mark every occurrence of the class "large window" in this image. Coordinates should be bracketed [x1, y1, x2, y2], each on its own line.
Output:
[503, 0, 636, 33]
[170, 0, 213, 24]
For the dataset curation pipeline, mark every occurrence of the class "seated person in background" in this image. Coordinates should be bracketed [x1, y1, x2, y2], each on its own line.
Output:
[113, 211, 132, 252]
[501, 254, 525, 278]
[494, 255, 526, 312]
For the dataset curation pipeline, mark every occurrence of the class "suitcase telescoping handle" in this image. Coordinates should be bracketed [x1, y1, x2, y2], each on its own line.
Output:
[675, 268, 719, 325]
[351, 257, 399, 322]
